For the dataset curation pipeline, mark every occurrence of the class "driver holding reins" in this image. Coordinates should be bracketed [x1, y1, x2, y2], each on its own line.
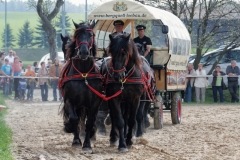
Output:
[134, 25, 152, 62]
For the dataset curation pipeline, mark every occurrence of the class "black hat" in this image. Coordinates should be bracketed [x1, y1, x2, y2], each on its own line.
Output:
[136, 25, 146, 30]
[113, 20, 124, 26]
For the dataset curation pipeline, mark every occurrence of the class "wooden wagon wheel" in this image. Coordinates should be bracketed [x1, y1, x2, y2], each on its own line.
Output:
[171, 92, 182, 124]
[154, 94, 163, 129]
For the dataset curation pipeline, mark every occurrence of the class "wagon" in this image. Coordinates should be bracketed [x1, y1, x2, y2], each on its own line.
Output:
[88, 0, 191, 129]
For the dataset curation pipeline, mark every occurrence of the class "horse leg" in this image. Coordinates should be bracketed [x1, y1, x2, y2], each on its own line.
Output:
[79, 107, 86, 138]
[65, 100, 82, 147]
[96, 101, 108, 136]
[144, 101, 151, 128]
[109, 99, 127, 152]
[63, 100, 78, 133]
[126, 99, 140, 149]
[82, 102, 100, 153]
[109, 105, 119, 147]
[136, 100, 145, 137]
[122, 102, 129, 138]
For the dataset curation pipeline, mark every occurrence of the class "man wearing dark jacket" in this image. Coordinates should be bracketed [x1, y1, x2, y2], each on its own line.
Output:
[226, 60, 240, 102]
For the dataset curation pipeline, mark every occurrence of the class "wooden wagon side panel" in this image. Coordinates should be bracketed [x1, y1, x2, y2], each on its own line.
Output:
[154, 69, 165, 90]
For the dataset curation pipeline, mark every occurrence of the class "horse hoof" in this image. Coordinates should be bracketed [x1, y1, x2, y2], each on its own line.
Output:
[98, 131, 106, 136]
[82, 147, 93, 154]
[90, 136, 96, 142]
[127, 144, 132, 149]
[110, 140, 119, 147]
[118, 147, 128, 152]
[72, 139, 82, 147]
[136, 133, 143, 137]
[80, 132, 86, 138]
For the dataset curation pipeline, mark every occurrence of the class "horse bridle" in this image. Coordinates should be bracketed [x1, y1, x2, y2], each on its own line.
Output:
[73, 28, 94, 59]
[108, 47, 136, 81]
[110, 48, 130, 73]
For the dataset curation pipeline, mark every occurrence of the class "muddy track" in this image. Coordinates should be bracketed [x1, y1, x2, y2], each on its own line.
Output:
[5, 98, 240, 160]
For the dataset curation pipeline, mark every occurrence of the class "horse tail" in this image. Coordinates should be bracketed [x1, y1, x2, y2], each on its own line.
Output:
[60, 103, 70, 122]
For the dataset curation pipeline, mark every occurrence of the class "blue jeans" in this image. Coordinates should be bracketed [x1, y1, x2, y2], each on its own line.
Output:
[184, 81, 192, 102]
[40, 82, 48, 101]
[27, 82, 35, 100]
[228, 81, 239, 102]
[3, 78, 12, 95]
[212, 86, 224, 102]
[52, 80, 62, 100]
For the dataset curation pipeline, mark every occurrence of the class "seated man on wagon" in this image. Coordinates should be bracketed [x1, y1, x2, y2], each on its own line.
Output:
[134, 25, 152, 63]
[112, 20, 126, 36]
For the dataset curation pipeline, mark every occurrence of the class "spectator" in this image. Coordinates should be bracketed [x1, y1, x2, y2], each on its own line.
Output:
[212, 65, 226, 103]
[49, 58, 62, 101]
[194, 63, 207, 103]
[1, 59, 12, 95]
[226, 60, 240, 103]
[38, 62, 49, 101]
[46, 59, 52, 70]
[11, 57, 22, 100]
[12, 51, 17, 57]
[31, 61, 38, 73]
[19, 61, 25, 72]
[0, 51, 5, 69]
[4, 50, 14, 64]
[25, 65, 36, 101]
[185, 63, 196, 102]
[0, 51, 5, 89]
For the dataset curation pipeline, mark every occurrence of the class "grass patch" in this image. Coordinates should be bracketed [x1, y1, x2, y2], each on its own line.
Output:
[0, 92, 13, 160]
[191, 48, 216, 54]
[21, 61, 35, 68]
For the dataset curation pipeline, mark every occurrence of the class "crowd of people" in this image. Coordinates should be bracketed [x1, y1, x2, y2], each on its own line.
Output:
[185, 60, 240, 103]
[0, 50, 63, 102]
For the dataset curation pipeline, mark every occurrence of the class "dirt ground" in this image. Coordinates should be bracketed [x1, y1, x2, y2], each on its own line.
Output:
[4, 90, 240, 160]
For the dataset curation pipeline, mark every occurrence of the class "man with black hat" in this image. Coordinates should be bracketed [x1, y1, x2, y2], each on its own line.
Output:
[134, 25, 152, 62]
[112, 20, 125, 36]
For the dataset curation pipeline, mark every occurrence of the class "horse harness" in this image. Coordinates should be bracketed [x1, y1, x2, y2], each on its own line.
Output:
[58, 58, 155, 102]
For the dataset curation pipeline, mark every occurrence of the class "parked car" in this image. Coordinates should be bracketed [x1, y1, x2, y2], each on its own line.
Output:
[189, 47, 240, 85]
[188, 54, 196, 63]
[38, 52, 64, 68]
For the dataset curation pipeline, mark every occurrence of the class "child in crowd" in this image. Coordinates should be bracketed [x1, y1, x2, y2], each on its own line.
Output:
[25, 65, 36, 100]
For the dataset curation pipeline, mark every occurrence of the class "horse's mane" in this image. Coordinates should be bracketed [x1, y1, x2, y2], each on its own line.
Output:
[67, 22, 97, 58]
[109, 33, 142, 67]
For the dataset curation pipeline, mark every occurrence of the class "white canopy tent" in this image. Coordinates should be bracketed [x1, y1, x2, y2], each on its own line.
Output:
[88, 0, 191, 70]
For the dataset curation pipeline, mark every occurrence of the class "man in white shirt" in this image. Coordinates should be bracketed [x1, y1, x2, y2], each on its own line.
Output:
[4, 50, 14, 64]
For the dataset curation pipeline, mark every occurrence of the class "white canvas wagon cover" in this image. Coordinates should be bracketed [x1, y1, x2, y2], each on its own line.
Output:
[88, 0, 191, 70]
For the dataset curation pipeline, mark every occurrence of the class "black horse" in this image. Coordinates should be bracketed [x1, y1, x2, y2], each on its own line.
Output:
[103, 33, 144, 152]
[59, 21, 102, 153]
[60, 34, 71, 60]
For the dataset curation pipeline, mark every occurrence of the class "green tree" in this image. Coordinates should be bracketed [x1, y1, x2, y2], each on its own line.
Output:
[1, 24, 15, 48]
[33, 18, 49, 48]
[17, 21, 34, 48]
